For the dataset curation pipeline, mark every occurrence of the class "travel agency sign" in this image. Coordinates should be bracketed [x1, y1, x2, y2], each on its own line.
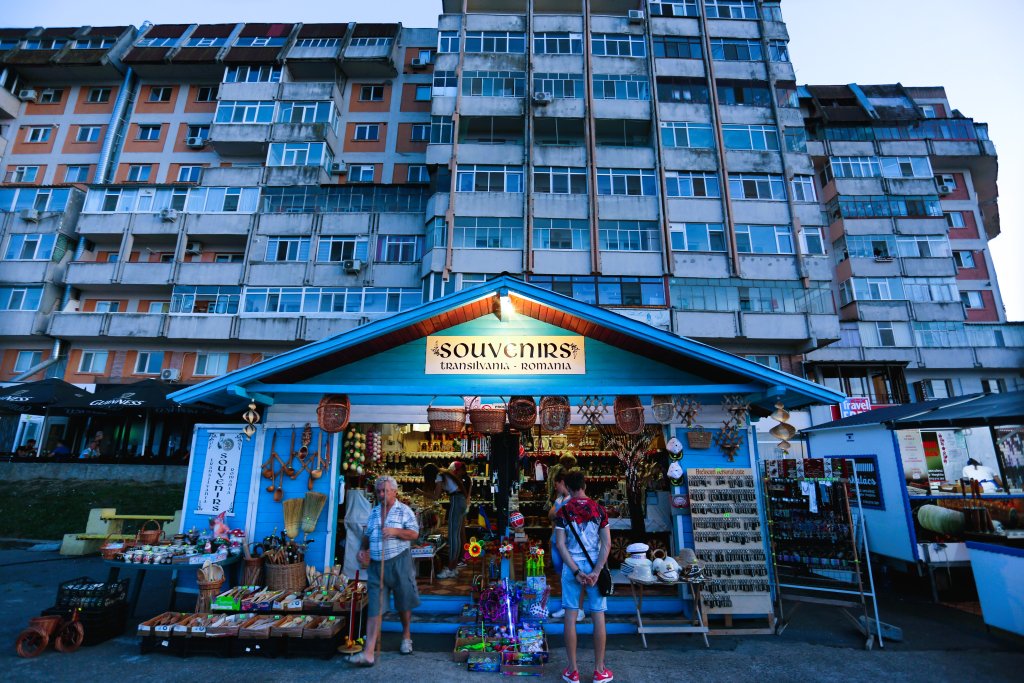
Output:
[425, 335, 585, 374]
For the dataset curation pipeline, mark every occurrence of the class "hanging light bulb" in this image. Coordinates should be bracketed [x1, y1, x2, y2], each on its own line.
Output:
[242, 401, 261, 440]
[768, 401, 796, 454]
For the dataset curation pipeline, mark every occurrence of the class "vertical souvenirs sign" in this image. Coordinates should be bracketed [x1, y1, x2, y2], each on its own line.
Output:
[196, 431, 243, 516]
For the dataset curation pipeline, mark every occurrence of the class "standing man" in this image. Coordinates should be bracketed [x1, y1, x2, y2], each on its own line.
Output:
[555, 470, 613, 683]
[348, 475, 421, 666]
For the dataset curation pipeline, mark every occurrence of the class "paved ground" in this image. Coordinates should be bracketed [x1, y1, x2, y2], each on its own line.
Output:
[2, 542, 1021, 682]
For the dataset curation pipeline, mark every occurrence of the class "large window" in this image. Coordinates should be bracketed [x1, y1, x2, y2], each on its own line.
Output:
[768, 40, 789, 62]
[534, 73, 584, 99]
[880, 156, 932, 178]
[0, 188, 71, 213]
[660, 122, 714, 149]
[533, 218, 589, 250]
[705, 0, 758, 18]
[244, 287, 421, 314]
[438, 31, 459, 53]
[533, 32, 582, 54]
[735, 224, 794, 254]
[456, 165, 524, 193]
[653, 36, 702, 59]
[531, 276, 666, 307]
[4, 233, 56, 260]
[896, 235, 951, 259]
[265, 237, 311, 262]
[649, 1, 699, 17]
[266, 143, 331, 168]
[593, 74, 650, 100]
[461, 71, 526, 98]
[453, 217, 524, 249]
[277, 101, 337, 126]
[904, 277, 959, 303]
[464, 31, 526, 54]
[185, 187, 259, 212]
[215, 100, 275, 123]
[598, 220, 660, 251]
[710, 38, 762, 61]
[670, 278, 834, 314]
[913, 323, 968, 349]
[224, 65, 281, 83]
[377, 235, 422, 263]
[533, 167, 586, 194]
[657, 78, 710, 104]
[14, 351, 43, 374]
[170, 286, 241, 314]
[134, 351, 164, 375]
[824, 156, 881, 181]
[827, 195, 942, 220]
[790, 176, 817, 203]
[670, 223, 725, 252]
[596, 168, 657, 196]
[317, 236, 368, 262]
[0, 287, 43, 311]
[591, 34, 646, 57]
[839, 277, 905, 306]
[665, 171, 720, 198]
[717, 81, 772, 106]
[722, 124, 779, 151]
[961, 290, 984, 309]
[78, 350, 109, 374]
[729, 173, 787, 200]
[430, 115, 453, 144]
[195, 352, 229, 377]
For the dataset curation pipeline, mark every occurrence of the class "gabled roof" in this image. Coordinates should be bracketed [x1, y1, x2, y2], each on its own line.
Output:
[170, 276, 844, 410]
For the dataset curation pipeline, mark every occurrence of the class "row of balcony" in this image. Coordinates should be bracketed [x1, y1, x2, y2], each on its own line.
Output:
[806, 342, 1023, 372]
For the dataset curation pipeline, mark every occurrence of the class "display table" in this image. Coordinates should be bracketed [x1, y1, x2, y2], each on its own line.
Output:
[412, 541, 447, 585]
[627, 576, 709, 648]
[106, 555, 241, 616]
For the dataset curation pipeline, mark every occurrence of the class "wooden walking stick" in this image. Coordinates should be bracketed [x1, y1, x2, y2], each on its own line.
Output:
[377, 498, 386, 660]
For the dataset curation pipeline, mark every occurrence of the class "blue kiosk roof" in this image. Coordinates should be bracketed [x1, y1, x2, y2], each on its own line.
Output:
[169, 276, 844, 411]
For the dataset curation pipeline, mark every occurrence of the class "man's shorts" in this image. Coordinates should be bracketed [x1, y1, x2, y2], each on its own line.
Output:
[560, 558, 607, 613]
[367, 549, 421, 617]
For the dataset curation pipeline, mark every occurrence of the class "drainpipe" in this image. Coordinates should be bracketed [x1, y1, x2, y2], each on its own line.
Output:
[582, 0, 600, 273]
[96, 65, 137, 184]
[442, 0, 470, 279]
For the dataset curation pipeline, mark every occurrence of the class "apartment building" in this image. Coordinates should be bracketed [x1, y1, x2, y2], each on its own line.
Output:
[0, 1, 1020, 419]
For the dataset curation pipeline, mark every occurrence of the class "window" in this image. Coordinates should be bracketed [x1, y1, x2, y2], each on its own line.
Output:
[126, 164, 151, 182]
[430, 116, 453, 144]
[13, 351, 43, 374]
[195, 352, 229, 376]
[0, 287, 42, 310]
[826, 195, 942, 220]
[784, 127, 807, 152]
[438, 31, 459, 53]
[195, 86, 218, 102]
[533, 167, 586, 194]
[170, 286, 241, 314]
[653, 36, 702, 59]
[880, 156, 932, 178]
[650, 1, 699, 16]
[78, 350, 109, 374]
[185, 187, 260, 212]
[187, 125, 210, 141]
[533, 72, 584, 100]
[717, 81, 771, 106]
[360, 85, 385, 101]
[665, 171, 720, 198]
[233, 36, 286, 47]
[432, 70, 458, 97]
[266, 142, 330, 167]
[0, 187, 71, 212]
[735, 224, 794, 254]
[134, 351, 164, 375]
[670, 278, 834, 314]
[961, 290, 984, 309]
[661, 122, 714, 149]
[936, 173, 957, 189]
[916, 379, 953, 401]
[875, 322, 897, 347]
[768, 40, 789, 62]
[456, 165, 524, 193]
[414, 85, 431, 101]
[591, 34, 646, 57]
[407, 165, 429, 183]
[534, 118, 585, 145]
[64, 165, 90, 183]
[378, 235, 422, 262]
[801, 227, 826, 255]
[729, 174, 787, 200]
[453, 217, 524, 249]
[670, 223, 726, 252]
[593, 74, 649, 100]
[4, 233, 55, 260]
[464, 31, 526, 54]
[137, 124, 161, 141]
[349, 37, 392, 48]
[896, 235, 951, 259]
[348, 164, 375, 183]
[745, 355, 781, 370]
[598, 220, 661, 251]
[177, 166, 203, 183]
[954, 251, 976, 269]
[919, 105, 937, 119]
[213, 254, 242, 264]
[76, 126, 101, 143]
[317, 236, 368, 262]
[981, 378, 1006, 394]
[73, 38, 114, 49]
[533, 218, 589, 251]
[839, 278, 904, 305]
[26, 127, 51, 143]
[223, 65, 281, 83]
[658, 78, 709, 104]
[913, 322, 968, 348]
[710, 39, 762, 61]
[86, 87, 111, 103]
[944, 212, 966, 229]
[244, 286, 420, 314]
[722, 124, 779, 151]
[265, 237, 311, 262]
[11, 166, 39, 183]
[790, 176, 817, 202]
[534, 32, 582, 54]
[353, 124, 380, 141]
[38, 89, 63, 104]
[148, 86, 172, 103]
[597, 168, 657, 196]
[531, 275, 666, 306]
[276, 102, 336, 125]
[215, 100, 274, 123]
[705, 0, 758, 18]
[462, 71, 526, 98]
[136, 37, 177, 48]
[410, 124, 430, 142]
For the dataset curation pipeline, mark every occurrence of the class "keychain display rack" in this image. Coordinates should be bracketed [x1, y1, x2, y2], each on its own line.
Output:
[688, 468, 774, 634]
[762, 458, 883, 649]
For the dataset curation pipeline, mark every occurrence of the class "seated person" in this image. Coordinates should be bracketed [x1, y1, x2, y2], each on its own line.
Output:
[15, 439, 37, 457]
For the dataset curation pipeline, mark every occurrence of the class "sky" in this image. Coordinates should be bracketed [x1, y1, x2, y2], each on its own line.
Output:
[5, 0, 1021, 319]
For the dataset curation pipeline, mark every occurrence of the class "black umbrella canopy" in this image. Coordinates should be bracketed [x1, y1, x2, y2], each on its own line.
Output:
[0, 379, 92, 414]
[66, 379, 200, 414]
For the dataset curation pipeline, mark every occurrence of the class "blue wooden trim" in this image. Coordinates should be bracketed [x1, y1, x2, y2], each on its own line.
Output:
[248, 383, 762, 396]
[913, 494, 1024, 500]
[170, 276, 845, 408]
[966, 541, 1024, 560]
[890, 429, 921, 562]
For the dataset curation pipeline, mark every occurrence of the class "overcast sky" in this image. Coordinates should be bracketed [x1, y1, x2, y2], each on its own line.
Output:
[7, 0, 1021, 319]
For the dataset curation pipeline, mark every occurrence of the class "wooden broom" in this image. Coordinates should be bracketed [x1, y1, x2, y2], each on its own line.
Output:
[301, 491, 328, 541]
[283, 498, 304, 540]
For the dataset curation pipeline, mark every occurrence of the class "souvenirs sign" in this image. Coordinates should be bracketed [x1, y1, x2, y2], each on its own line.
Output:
[425, 335, 585, 375]
[196, 431, 243, 516]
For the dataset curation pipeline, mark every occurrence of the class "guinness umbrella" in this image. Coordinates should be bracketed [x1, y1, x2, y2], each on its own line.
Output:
[56, 379, 200, 414]
[0, 379, 92, 414]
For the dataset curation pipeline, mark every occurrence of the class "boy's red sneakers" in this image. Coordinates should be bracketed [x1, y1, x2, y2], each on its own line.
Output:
[593, 668, 614, 682]
[561, 668, 580, 683]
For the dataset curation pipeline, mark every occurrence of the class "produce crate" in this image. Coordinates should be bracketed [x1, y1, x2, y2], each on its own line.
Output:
[137, 611, 187, 637]
[238, 614, 279, 639]
[204, 612, 252, 637]
[269, 614, 309, 637]
[302, 615, 345, 639]
[42, 602, 127, 646]
[55, 576, 129, 609]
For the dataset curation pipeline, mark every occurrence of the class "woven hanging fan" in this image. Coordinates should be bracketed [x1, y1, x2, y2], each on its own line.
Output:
[539, 396, 571, 432]
[507, 396, 537, 431]
[651, 395, 676, 424]
[613, 395, 645, 435]
[316, 395, 350, 433]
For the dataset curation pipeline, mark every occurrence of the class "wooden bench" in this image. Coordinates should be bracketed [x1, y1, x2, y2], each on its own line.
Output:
[60, 508, 182, 556]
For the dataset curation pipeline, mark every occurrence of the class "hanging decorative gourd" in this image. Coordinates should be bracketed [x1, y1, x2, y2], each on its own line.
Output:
[342, 425, 367, 474]
[242, 401, 260, 439]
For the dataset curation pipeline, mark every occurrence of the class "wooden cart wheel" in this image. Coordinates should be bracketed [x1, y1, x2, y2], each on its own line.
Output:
[15, 628, 49, 658]
[54, 621, 84, 653]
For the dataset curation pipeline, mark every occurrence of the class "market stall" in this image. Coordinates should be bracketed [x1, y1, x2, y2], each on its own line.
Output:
[164, 276, 842, 648]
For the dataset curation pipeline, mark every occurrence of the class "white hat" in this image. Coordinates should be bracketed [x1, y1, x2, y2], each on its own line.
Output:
[625, 542, 649, 556]
[666, 438, 683, 455]
[627, 557, 654, 582]
[657, 567, 679, 582]
[652, 557, 667, 574]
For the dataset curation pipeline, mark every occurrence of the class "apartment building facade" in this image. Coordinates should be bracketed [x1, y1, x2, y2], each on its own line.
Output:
[0, 1, 1020, 420]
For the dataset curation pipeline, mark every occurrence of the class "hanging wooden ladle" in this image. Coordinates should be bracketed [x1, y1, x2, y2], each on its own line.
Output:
[261, 430, 278, 480]
[273, 467, 284, 502]
[284, 426, 298, 478]
[311, 431, 325, 480]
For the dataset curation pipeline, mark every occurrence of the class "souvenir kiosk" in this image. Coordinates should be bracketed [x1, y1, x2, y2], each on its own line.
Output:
[170, 276, 843, 635]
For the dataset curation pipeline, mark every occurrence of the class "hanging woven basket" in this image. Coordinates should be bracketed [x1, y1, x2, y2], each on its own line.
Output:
[651, 395, 676, 424]
[426, 398, 466, 434]
[614, 395, 645, 435]
[507, 396, 537, 431]
[468, 399, 507, 435]
[687, 426, 712, 449]
[539, 396, 571, 432]
[316, 394, 351, 433]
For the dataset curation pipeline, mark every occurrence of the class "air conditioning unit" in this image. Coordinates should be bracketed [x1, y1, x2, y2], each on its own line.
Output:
[160, 208, 179, 222]
[532, 92, 553, 106]
[331, 162, 348, 174]
[411, 58, 429, 68]
[342, 258, 363, 274]
[17, 89, 38, 102]
[938, 184, 952, 195]
[19, 208, 41, 222]
[160, 368, 181, 382]
[185, 136, 206, 148]
[185, 241, 203, 255]
[628, 9, 645, 22]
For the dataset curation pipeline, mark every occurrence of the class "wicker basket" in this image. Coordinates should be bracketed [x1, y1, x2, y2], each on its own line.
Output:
[651, 395, 676, 425]
[316, 394, 350, 433]
[507, 396, 537, 431]
[135, 519, 164, 546]
[539, 396, 571, 432]
[242, 556, 264, 585]
[687, 426, 712, 449]
[427, 399, 466, 434]
[99, 535, 129, 560]
[468, 400, 507, 434]
[195, 578, 225, 613]
[614, 395, 645, 435]
[265, 561, 308, 592]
